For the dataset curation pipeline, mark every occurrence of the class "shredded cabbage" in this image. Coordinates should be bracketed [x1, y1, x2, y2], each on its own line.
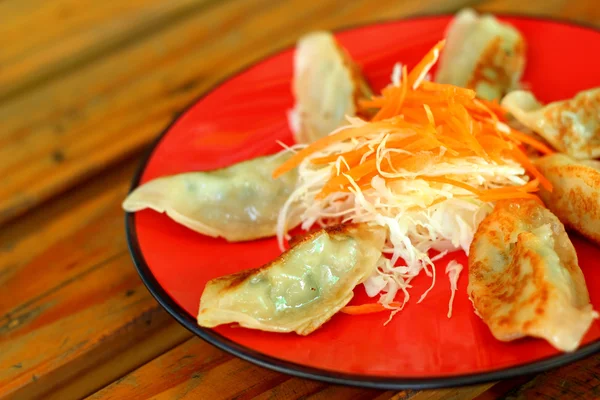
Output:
[446, 260, 463, 318]
[276, 113, 529, 319]
[276, 44, 538, 319]
[276, 124, 529, 319]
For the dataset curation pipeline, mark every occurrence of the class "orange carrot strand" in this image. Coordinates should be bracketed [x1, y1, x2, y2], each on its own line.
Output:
[420, 176, 482, 194]
[341, 302, 402, 315]
[504, 128, 555, 155]
[510, 147, 553, 192]
[406, 40, 446, 89]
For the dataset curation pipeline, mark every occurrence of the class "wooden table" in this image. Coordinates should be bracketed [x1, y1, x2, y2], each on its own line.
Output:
[1, 0, 599, 399]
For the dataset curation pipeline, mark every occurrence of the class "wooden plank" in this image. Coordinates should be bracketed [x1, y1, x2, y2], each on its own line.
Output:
[47, 322, 188, 400]
[0, 0, 477, 226]
[470, 376, 533, 400]
[403, 384, 495, 400]
[253, 380, 398, 400]
[0, 156, 192, 399]
[0, 0, 218, 101]
[305, 387, 396, 399]
[477, 0, 600, 24]
[0, 157, 135, 310]
[372, 391, 414, 400]
[479, 353, 600, 399]
[89, 338, 394, 400]
[87, 339, 600, 400]
[243, 376, 329, 399]
[83, 336, 499, 400]
[86, 339, 252, 399]
[0, 252, 190, 400]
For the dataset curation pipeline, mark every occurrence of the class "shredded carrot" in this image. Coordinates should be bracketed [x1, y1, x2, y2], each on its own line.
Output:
[372, 66, 409, 121]
[421, 176, 541, 203]
[479, 179, 540, 195]
[341, 302, 403, 315]
[476, 98, 506, 119]
[406, 40, 445, 89]
[316, 159, 378, 198]
[359, 97, 385, 109]
[274, 118, 427, 178]
[519, 178, 541, 192]
[274, 123, 385, 178]
[316, 136, 444, 199]
[419, 176, 481, 195]
[419, 81, 476, 98]
[423, 104, 435, 126]
[478, 191, 545, 206]
[426, 197, 448, 208]
[509, 147, 553, 192]
[310, 146, 372, 165]
[275, 39, 552, 207]
[402, 135, 444, 153]
[393, 65, 409, 116]
[503, 128, 555, 155]
[470, 99, 501, 125]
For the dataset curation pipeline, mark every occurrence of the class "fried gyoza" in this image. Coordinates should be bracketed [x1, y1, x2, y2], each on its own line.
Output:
[535, 153, 600, 245]
[469, 199, 597, 352]
[123, 154, 298, 242]
[502, 88, 600, 159]
[197, 224, 385, 335]
[289, 31, 371, 144]
[435, 9, 526, 100]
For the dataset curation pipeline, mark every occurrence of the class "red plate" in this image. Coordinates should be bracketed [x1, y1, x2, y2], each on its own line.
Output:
[126, 15, 600, 389]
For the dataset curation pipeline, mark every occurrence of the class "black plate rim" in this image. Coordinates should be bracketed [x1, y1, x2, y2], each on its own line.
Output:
[125, 13, 600, 390]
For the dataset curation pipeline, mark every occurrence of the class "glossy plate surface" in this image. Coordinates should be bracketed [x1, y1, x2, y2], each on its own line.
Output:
[127, 15, 600, 389]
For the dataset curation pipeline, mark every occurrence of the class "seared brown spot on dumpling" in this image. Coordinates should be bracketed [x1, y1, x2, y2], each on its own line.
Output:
[468, 199, 597, 352]
[503, 89, 600, 160]
[220, 225, 365, 291]
[467, 35, 526, 100]
[334, 42, 372, 119]
[218, 268, 260, 291]
[435, 9, 525, 100]
[197, 224, 386, 335]
[535, 153, 600, 245]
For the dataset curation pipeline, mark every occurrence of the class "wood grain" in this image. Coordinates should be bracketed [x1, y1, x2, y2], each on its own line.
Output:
[0, 157, 134, 310]
[0, 157, 191, 399]
[496, 353, 600, 399]
[88, 337, 498, 399]
[88, 338, 392, 400]
[0, 0, 215, 101]
[0, 0, 478, 226]
[477, 0, 600, 24]
[0, 251, 183, 399]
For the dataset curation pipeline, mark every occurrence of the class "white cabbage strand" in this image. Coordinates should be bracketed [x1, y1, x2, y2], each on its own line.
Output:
[276, 118, 528, 316]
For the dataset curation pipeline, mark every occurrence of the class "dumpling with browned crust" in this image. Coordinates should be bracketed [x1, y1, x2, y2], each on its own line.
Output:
[435, 9, 526, 100]
[502, 88, 600, 159]
[535, 153, 600, 245]
[289, 31, 372, 144]
[123, 154, 298, 242]
[468, 199, 597, 352]
[197, 224, 385, 335]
